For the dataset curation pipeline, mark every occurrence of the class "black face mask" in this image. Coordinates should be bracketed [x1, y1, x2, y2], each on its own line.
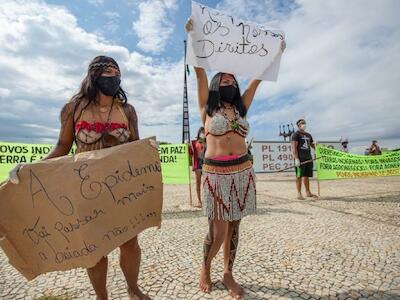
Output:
[219, 85, 237, 103]
[96, 75, 121, 96]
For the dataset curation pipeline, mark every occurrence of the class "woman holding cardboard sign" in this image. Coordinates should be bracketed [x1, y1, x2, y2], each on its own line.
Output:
[9, 56, 152, 300]
[186, 19, 285, 298]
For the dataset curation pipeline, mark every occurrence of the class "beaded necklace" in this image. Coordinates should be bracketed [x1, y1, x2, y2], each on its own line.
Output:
[221, 105, 240, 131]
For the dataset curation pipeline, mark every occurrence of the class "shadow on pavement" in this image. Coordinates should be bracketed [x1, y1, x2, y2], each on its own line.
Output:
[239, 284, 400, 300]
[162, 206, 310, 220]
[321, 193, 400, 203]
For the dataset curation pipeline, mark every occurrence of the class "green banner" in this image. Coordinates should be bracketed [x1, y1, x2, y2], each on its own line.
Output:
[0, 142, 191, 185]
[0, 142, 76, 182]
[316, 144, 400, 180]
[159, 143, 191, 184]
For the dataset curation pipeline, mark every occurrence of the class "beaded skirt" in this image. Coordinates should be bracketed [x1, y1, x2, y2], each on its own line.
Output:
[202, 154, 256, 221]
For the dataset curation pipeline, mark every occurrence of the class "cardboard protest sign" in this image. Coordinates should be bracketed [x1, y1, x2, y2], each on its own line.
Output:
[159, 144, 190, 184]
[186, 1, 285, 81]
[0, 142, 75, 182]
[0, 138, 162, 280]
[316, 144, 400, 180]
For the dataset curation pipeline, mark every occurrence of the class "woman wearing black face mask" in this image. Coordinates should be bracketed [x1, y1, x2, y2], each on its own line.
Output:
[185, 19, 285, 299]
[8, 56, 150, 300]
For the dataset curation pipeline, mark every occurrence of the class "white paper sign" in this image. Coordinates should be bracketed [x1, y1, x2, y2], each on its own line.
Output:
[187, 1, 285, 81]
[252, 141, 342, 173]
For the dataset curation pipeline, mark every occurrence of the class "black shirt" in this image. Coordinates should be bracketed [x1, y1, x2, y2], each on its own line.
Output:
[291, 130, 314, 161]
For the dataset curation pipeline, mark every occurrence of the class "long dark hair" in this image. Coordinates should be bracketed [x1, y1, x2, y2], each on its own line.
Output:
[70, 56, 128, 112]
[196, 126, 205, 140]
[205, 72, 247, 117]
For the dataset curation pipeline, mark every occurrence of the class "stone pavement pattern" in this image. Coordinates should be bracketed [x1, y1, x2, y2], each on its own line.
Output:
[1, 174, 399, 299]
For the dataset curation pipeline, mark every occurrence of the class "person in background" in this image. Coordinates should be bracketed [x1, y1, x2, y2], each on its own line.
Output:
[291, 119, 318, 200]
[190, 127, 207, 208]
[368, 140, 382, 155]
[340, 137, 349, 153]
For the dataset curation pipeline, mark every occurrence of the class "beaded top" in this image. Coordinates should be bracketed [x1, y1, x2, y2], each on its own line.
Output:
[206, 107, 249, 138]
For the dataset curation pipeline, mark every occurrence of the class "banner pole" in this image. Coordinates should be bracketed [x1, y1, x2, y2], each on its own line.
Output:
[188, 166, 193, 207]
[316, 143, 321, 197]
[187, 144, 193, 207]
[188, 182, 193, 206]
[276, 156, 322, 173]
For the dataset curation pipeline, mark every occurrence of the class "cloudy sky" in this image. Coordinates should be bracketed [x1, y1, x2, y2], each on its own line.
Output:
[0, 0, 399, 153]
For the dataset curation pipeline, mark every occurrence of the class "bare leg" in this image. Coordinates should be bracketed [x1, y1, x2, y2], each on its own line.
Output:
[120, 237, 150, 300]
[200, 219, 229, 293]
[222, 221, 244, 298]
[195, 170, 202, 207]
[87, 256, 108, 300]
[304, 177, 317, 197]
[296, 177, 304, 200]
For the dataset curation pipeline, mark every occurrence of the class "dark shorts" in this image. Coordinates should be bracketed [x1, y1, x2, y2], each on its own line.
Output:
[295, 161, 313, 178]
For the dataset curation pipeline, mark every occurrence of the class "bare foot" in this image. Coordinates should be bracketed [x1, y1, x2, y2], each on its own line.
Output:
[194, 204, 202, 208]
[199, 264, 212, 293]
[128, 287, 151, 300]
[297, 194, 305, 200]
[222, 273, 244, 299]
[306, 193, 318, 198]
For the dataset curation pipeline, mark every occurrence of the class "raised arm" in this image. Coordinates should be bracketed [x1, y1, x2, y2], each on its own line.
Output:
[242, 79, 261, 110]
[45, 102, 75, 160]
[242, 40, 286, 110]
[194, 66, 209, 120]
[185, 18, 209, 122]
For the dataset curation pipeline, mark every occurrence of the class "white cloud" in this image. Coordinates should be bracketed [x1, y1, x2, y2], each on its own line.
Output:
[217, 0, 400, 149]
[0, 0, 189, 143]
[216, 0, 297, 24]
[103, 11, 120, 34]
[87, 0, 104, 6]
[0, 88, 10, 98]
[104, 11, 120, 19]
[132, 0, 177, 53]
[1, 0, 399, 151]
